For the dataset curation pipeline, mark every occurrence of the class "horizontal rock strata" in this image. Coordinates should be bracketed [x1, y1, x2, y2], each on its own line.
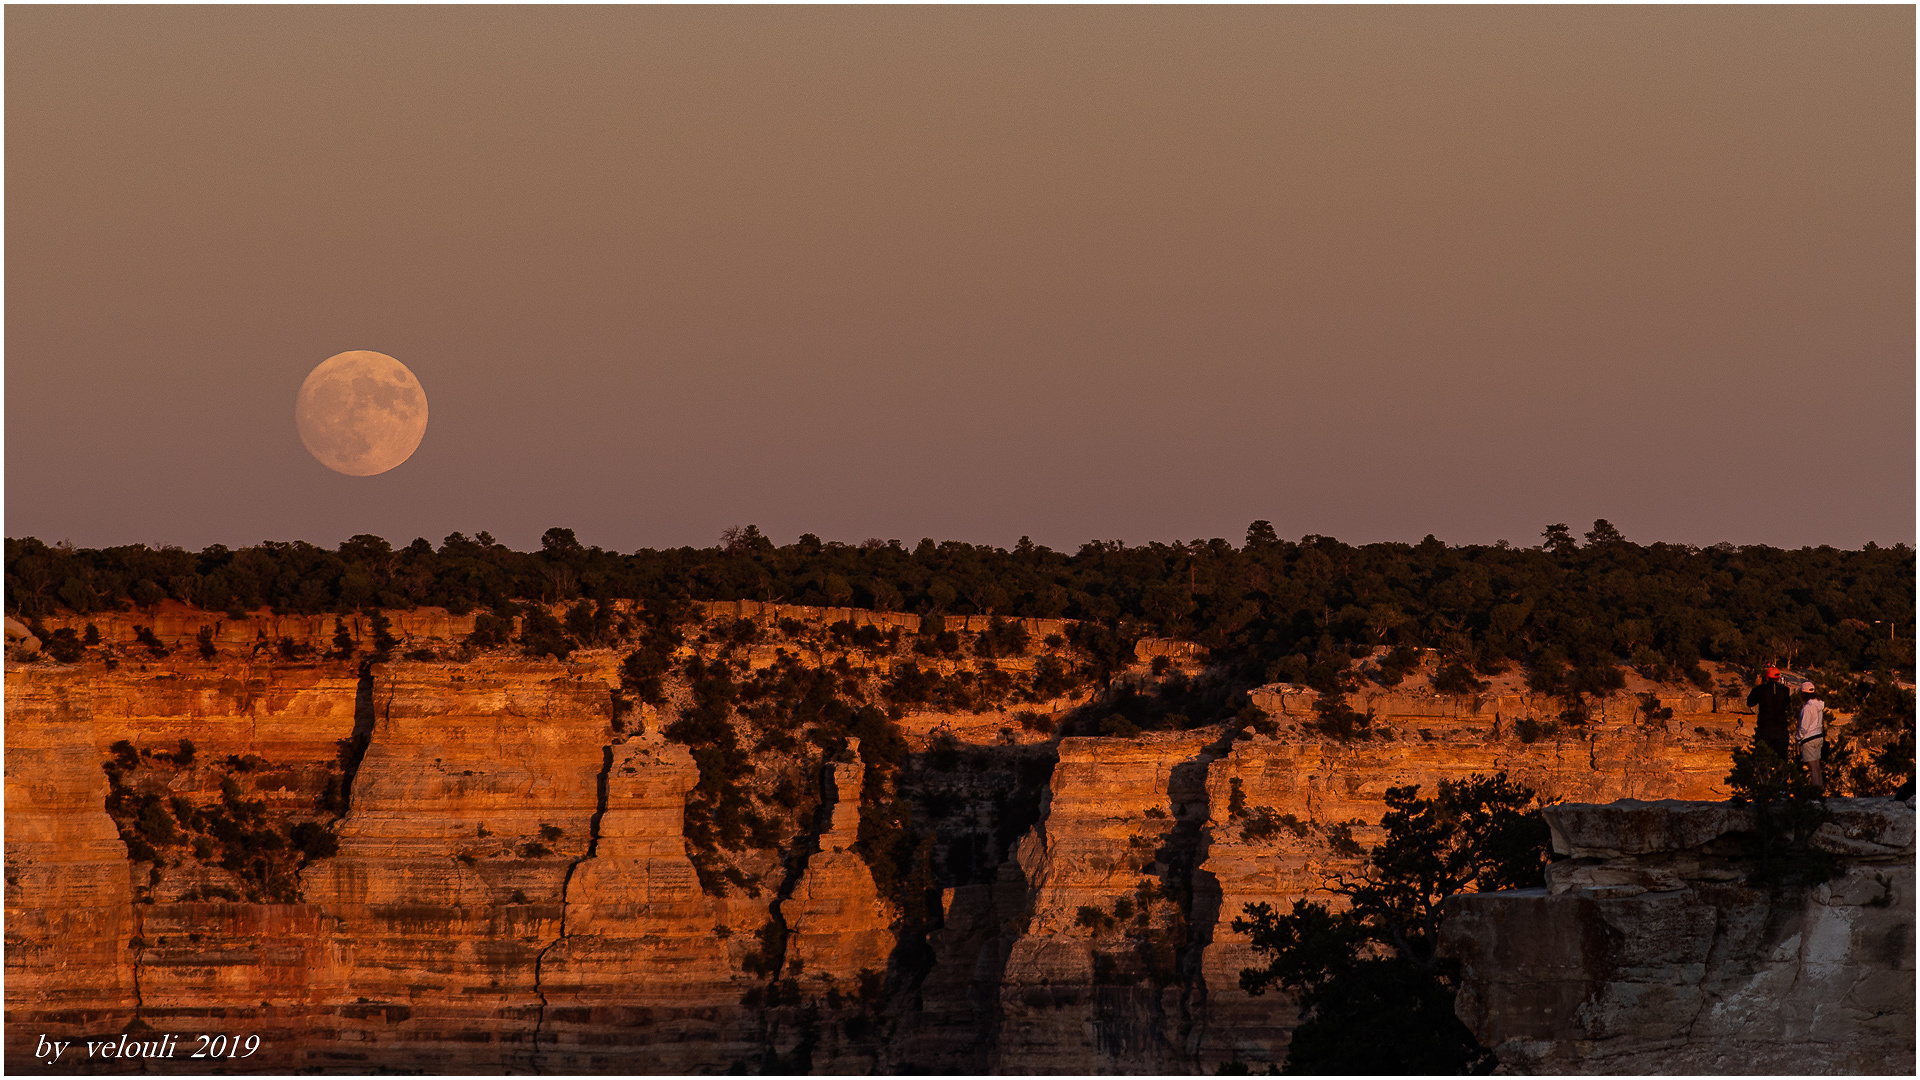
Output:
[7, 603, 1785, 1073]
[5, 670, 139, 1046]
[1441, 797, 1916, 1074]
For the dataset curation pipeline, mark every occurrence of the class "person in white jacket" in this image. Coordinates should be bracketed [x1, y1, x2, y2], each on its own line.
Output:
[1797, 683, 1827, 792]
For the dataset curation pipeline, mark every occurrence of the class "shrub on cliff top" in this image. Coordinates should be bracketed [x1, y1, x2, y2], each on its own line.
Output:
[466, 610, 514, 651]
[366, 609, 400, 659]
[329, 618, 355, 659]
[1430, 661, 1487, 698]
[1309, 693, 1372, 740]
[1817, 670, 1915, 797]
[518, 606, 573, 660]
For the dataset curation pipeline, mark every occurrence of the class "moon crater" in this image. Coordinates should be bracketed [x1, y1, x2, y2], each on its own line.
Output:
[295, 351, 429, 476]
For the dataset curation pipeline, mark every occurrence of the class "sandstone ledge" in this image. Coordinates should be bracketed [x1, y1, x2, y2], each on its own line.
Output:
[1444, 797, 1915, 1074]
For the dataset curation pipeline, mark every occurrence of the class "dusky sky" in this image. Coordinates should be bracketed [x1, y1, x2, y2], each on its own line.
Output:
[7, 6, 1913, 554]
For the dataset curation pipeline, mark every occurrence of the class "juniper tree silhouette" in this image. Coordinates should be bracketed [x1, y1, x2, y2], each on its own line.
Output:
[1234, 773, 1550, 1074]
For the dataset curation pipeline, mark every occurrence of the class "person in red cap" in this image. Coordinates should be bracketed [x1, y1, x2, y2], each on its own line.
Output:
[1747, 665, 1794, 761]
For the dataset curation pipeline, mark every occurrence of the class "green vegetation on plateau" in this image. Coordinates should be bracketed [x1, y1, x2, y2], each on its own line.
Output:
[9, 519, 1911, 687]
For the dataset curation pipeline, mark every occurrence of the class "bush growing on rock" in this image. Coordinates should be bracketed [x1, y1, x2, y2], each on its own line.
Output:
[291, 821, 339, 861]
[518, 607, 573, 660]
[1028, 655, 1077, 701]
[1513, 717, 1557, 744]
[1430, 661, 1486, 697]
[1815, 669, 1915, 797]
[1236, 703, 1278, 737]
[913, 628, 961, 657]
[1375, 644, 1422, 686]
[1234, 773, 1550, 1074]
[329, 618, 355, 659]
[1013, 709, 1054, 734]
[134, 626, 169, 657]
[45, 627, 85, 663]
[981, 617, 1029, 656]
[134, 795, 179, 848]
[1076, 905, 1117, 931]
[1322, 822, 1365, 858]
[366, 610, 400, 659]
[1309, 693, 1372, 740]
[1239, 806, 1287, 843]
[619, 646, 673, 707]
[466, 610, 514, 651]
[565, 599, 615, 646]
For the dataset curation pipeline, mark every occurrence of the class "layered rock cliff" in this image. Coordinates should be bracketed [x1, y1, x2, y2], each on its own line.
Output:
[1441, 797, 1915, 1074]
[6, 603, 1791, 1072]
[6, 671, 139, 1045]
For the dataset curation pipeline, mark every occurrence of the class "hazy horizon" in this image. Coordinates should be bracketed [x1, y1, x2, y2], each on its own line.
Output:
[9, 7, 1914, 555]
[9, 519, 1908, 558]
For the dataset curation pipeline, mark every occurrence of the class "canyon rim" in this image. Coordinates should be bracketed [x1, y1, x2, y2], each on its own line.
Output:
[6, 556, 1911, 1073]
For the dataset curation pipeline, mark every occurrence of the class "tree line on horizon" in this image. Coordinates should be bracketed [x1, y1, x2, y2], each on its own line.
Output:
[6, 520, 1913, 690]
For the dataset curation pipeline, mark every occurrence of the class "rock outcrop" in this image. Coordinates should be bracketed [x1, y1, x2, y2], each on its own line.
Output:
[1194, 704, 1746, 1066]
[1441, 797, 1915, 1074]
[537, 735, 760, 1073]
[290, 660, 612, 1070]
[996, 733, 1217, 1073]
[780, 746, 894, 983]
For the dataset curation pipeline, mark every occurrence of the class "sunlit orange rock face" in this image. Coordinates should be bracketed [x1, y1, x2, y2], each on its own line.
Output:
[780, 748, 896, 981]
[6, 670, 140, 1046]
[6, 604, 1765, 1073]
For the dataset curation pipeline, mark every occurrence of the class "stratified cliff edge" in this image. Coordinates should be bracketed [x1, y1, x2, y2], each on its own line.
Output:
[1441, 798, 1914, 1075]
[6, 603, 1783, 1073]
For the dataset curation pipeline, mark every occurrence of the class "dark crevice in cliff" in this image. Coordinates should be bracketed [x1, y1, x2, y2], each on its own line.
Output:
[1151, 723, 1241, 1069]
[878, 740, 1059, 1072]
[585, 743, 614, 857]
[528, 909, 566, 1071]
[532, 733, 619, 1073]
[126, 909, 148, 1034]
[745, 753, 836, 1074]
[333, 660, 380, 817]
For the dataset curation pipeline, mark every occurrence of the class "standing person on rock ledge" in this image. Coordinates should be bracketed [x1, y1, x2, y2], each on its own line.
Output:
[1797, 682, 1827, 792]
[1747, 665, 1794, 761]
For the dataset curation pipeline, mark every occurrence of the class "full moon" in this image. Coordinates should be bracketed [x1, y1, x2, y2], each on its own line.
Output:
[295, 351, 429, 476]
